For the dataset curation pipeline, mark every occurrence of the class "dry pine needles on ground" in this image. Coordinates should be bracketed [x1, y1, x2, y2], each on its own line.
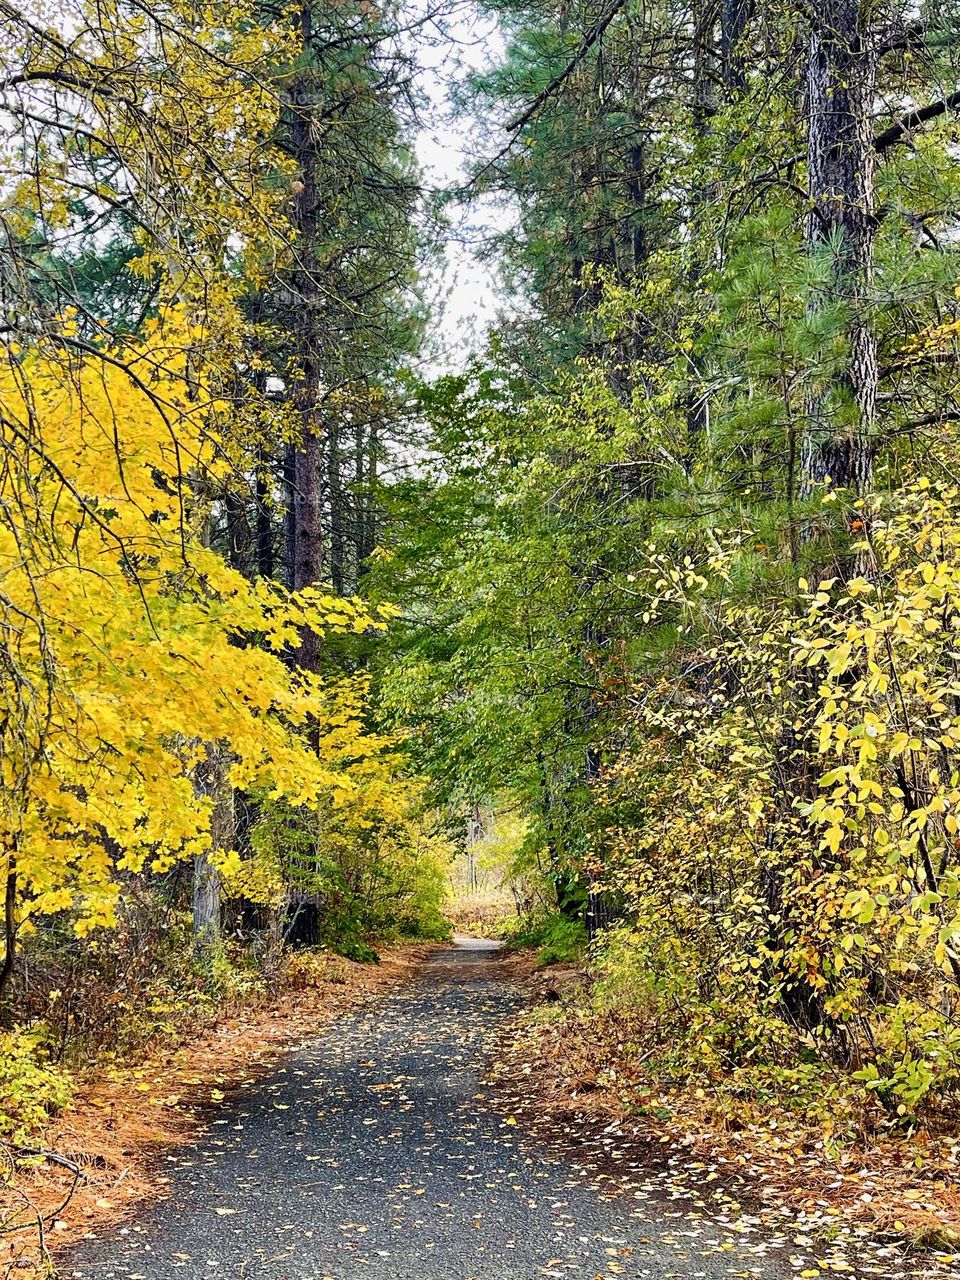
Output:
[488, 953, 960, 1276]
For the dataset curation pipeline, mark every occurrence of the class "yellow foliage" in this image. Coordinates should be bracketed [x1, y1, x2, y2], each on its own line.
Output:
[600, 481, 960, 1117]
[0, 313, 392, 932]
[229, 770, 452, 931]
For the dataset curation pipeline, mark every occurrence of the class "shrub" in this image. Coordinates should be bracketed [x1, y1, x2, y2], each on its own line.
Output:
[282, 950, 353, 988]
[232, 783, 454, 955]
[0, 1029, 73, 1145]
[506, 912, 587, 965]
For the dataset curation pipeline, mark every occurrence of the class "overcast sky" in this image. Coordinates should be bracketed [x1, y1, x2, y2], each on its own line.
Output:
[409, 3, 514, 374]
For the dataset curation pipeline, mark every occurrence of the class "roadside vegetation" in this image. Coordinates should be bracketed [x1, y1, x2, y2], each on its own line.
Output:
[4, 0, 960, 1267]
[0, 0, 452, 1194]
[364, 0, 960, 1196]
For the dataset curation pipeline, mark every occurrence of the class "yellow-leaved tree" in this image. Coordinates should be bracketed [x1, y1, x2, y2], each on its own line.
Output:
[0, 310, 395, 990]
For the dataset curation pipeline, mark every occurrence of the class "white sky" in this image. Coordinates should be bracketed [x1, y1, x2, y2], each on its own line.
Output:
[409, 3, 515, 374]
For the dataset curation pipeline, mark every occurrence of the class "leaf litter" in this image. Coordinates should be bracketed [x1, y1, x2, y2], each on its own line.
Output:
[488, 952, 960, 1280]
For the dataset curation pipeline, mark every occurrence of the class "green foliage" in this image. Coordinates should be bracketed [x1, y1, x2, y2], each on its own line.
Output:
[369, 0, 960, 1142]
[854, 1003, 960, 1119]
[506, 913, 587, 966]
[0, 1030, 73, 1145]
[10, 0, 960, 1164]
[580, 482, 960, 1125]
[237, 780, 453, 953]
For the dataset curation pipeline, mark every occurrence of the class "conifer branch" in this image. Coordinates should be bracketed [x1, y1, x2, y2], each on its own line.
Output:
[505, 0, 629, 133]
[874, 89, 960, 151]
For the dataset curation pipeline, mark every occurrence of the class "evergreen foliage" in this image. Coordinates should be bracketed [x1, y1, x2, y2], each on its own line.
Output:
[369, 0, 960, 1126]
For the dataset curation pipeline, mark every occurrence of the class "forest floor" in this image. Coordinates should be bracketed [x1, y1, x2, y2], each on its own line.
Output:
[491, 953, 960, 1280]
[22, 937, 950, 1280]
[0, 944, 432, 1279]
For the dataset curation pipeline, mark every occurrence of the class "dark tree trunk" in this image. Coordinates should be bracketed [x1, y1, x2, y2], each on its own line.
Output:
[0, 859, 17, 1000]
[627, 140, 646, 275]
[801, 0, 877, 498]
[224, 489, 248, 573]
[327, 416, 344, 595]
[255, 450, 275, 580]
[687, 0, 749, 467]
[193, 742, 234, 953]
[283, 440, 297, 590]
[583, 743, 615, 940]
[720, 0, 750, 91]
[685, 0, 715, 465]
[354, 421, 378, 574]
[289, 1, 329, 670]
[466, 805, 483, 895]
[759, 2, 879, 1048]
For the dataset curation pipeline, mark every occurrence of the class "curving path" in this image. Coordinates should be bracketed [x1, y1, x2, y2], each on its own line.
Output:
[65, 939, 790, 1280]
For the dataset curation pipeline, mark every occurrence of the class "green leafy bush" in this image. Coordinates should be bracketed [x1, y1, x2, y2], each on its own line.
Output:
[853, 1002, 960, 1121]
[506, 912, 587, 965]
[0, 1029, 73, 1144]
[238, 789, 453, 955]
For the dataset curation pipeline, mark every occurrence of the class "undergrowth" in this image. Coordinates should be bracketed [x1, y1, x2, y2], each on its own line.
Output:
[505, 912, 587, 966]
[0, 888, 437, 1145]
[553, 924, 960, 1144]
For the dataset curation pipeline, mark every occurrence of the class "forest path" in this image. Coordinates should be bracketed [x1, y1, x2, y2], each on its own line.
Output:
[64, 938, 787, 1280]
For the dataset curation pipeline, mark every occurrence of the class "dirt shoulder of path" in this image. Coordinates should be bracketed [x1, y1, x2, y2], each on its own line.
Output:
[490, 949, 960, 1275]
[1, 943, 435, 1279]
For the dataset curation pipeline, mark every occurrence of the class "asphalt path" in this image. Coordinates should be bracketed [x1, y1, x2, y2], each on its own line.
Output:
[64, 938, 791, 1280]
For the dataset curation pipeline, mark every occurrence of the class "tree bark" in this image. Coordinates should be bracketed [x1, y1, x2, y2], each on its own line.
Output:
[193, 851, 221, 951]
[0, 858, 17, 1000]
[466, 806, 483, 895]
[283, 439, 297, 590]
[685, 0, 715, 466]
[224, 489, 248, 573]
[255, 448, 275, 579]
[193, 741, 234, 952]
[720, 0, 749, 91]
[327, 415, 344, 595]
[800, 0, 877, 499]
[354, 421, 378, 577]
[289, 1, 328, 671]
[757, 2, 879, 1047]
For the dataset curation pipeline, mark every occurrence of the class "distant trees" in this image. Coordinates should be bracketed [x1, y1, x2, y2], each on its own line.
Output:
[267, 0, 424, 628]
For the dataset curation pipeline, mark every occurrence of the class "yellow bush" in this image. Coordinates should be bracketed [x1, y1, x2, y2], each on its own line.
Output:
[598, 480, 960, 1123]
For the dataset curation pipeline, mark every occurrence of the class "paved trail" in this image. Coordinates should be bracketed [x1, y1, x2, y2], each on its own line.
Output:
[66, 940, 790, 1280]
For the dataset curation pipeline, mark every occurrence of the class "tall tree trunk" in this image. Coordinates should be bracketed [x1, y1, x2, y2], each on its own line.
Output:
[289, 1, 328, 670]
[193, 513, 236, 949]
[466, 805, 483, 895]
[225, 489, 247, 572]
[685, 0, 715, 466]
[687, 0, 749, 467]
[354, 421, 378, 575]
[760, 3, 878, 1050]
[327, 416, 344, 594]
[800, 0, 876, 499]
[720, 0, 749, 91]
[623, 130, 649, 379]
[283, 440, 297, 590]
[0, 855, 17, 1000]
[193, 742, 234, 952]
[255, 448, 275, 580]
